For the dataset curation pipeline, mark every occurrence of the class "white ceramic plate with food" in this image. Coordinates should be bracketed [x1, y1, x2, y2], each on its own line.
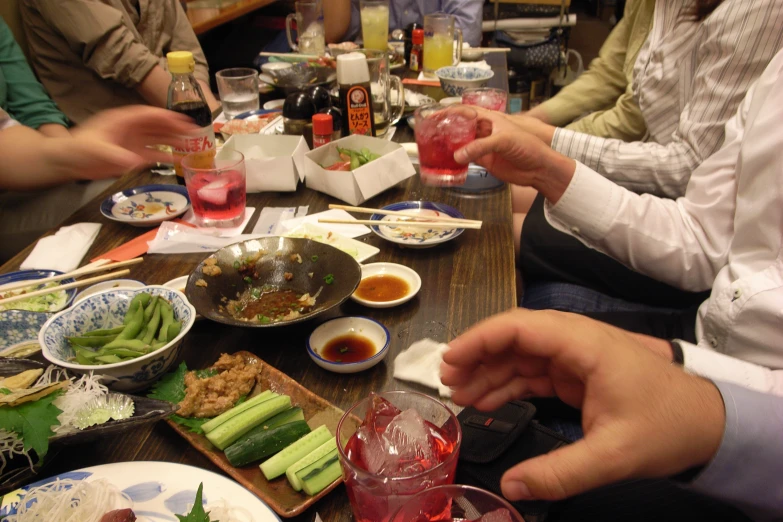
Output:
[283, 223, 379, 263]
[369, 201, 465, 249]
[100, 184, 191, 227]
[0, 461, 280, 521]
[351, 263, 421, 308]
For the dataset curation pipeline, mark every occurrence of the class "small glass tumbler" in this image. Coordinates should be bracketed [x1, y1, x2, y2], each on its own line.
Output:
[182, 149, 246, 228]
[336, 391, 463, 522]
[216, 68, 260, 119]
[462, 87, 509, 112]
[390, 484, 526, 522]
[414, 104, 477, 187]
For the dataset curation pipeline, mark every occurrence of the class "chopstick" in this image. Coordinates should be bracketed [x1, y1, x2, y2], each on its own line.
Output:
[0, 258, 143, 293]
[328, 204, 482, 227]
[466, 47, 512, 53]
[0, 270, 131, 306]
[318, 219, 481, 230]
[258, 52, 321, 59]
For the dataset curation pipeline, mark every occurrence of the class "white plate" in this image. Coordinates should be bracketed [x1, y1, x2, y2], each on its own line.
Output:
[370, 201, 465, 249]
[163, 275, 189, 294]
[351, 263, 421, 308]
[263, 99, 286, 111]
[283, 223, 380, 263]
[0, 461, 280, 521]
[74, 279, 146, 304]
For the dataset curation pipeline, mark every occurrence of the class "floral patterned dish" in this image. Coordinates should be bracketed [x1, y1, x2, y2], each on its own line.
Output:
[100, 184, 190, 227]
[0, 461, 280, 521]
[370, 201, 465, 249]
[39, 286, 195, 392]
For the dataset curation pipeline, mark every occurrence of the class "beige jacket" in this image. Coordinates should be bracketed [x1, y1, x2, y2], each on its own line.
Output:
[20, 0, 210, 124]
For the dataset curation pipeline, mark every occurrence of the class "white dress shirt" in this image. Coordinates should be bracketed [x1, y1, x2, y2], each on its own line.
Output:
[544, 49, 783, 395]
[551, 0, 783, 198]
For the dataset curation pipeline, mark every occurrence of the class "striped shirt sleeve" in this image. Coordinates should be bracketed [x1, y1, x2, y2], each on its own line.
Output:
[552, 0, 783, 198]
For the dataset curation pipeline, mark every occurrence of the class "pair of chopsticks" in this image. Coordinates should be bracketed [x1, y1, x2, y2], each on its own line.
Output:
[0, 258, 143, 306]
[319, 204, 482, 230]
[466, 47, 512, 53]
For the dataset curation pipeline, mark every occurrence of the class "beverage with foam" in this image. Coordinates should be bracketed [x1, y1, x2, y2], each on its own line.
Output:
[414, 104, 477, 186]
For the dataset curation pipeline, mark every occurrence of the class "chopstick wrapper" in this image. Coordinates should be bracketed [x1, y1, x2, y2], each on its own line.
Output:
[21, 223, 101, 273]
[394, 339, 452, 398]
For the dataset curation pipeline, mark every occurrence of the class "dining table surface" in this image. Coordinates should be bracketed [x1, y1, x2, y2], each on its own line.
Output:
[0, 53, 515, 521]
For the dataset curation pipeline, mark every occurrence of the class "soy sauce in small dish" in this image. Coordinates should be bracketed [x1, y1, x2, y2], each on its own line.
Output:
[321, 334, 376, 363]
[355, 274, 409, 302]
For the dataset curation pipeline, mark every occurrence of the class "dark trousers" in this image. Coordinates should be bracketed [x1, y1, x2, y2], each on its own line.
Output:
[520, 195, 710, 309]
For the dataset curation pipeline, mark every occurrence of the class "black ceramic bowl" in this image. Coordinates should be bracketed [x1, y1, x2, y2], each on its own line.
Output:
[186, 237, 362, 328]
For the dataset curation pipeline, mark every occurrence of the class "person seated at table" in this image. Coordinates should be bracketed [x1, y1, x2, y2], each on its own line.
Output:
[442, 309, 783, 519]
[0, 105, 196, 262]
[18, 0, 219, 125]
[453, 46, 783, 396]
[527, 0, 654, 141]
[506, 0, 783, 313]
[339, 0, 484, 47]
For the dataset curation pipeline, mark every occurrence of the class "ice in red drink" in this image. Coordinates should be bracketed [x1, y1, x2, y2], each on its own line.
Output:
[182, 150, 246, 227]
[414, 104, 477, 187]
[390, 485, 525, 522]
[337, 392, 462, 522]
[462, 88, 508, 112]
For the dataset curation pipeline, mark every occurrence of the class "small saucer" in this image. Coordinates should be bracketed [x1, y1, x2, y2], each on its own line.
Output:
[351, 263, 421, 308]
[307, 317, 390, 374]
[370, 201, 465, 249]
[100, 184, 190, 227]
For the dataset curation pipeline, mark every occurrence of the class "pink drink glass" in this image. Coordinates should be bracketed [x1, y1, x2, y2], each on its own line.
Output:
[336, 391, 463, 522]
[390, 484, 526, 522]
[462, 88, 508, 112]
[182, 149, 246, 227]
[414, 104, 477, 187]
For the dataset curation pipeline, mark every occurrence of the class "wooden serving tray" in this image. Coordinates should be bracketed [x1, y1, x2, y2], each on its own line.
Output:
[166, 351, 360, 518]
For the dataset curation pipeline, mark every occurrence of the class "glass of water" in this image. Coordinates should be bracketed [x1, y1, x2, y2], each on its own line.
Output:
[216, 68, 260, 119]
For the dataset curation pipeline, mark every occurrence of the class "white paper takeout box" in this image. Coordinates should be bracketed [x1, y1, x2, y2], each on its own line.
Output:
[303, 135, 416, 205]
[220, 134, 309, 192]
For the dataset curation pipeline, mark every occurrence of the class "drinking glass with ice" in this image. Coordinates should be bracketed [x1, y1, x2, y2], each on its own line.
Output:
[337, 391, 462, 522]
[462, 88, 508, 112]
[182, 150, 246, 228]
[390, 484, 525, 522]
[414, 104, 478, 187]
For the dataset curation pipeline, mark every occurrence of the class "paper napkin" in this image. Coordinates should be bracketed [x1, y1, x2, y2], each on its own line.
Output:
[393, 339, 452, 398]
[252, 206, 309, 235]
[180, 207, 257, 237]
[146, 222, 269, 254]
[21, 223, 102, 273]
[279, 209, 370, 239]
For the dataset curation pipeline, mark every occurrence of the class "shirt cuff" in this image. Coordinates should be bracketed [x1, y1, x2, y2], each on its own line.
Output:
[688, 380, 783, 515]
[543, 161, 624, 241]
[680, 341, 779, 394]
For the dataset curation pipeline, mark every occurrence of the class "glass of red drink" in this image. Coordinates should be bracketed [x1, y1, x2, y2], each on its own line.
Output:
[337, 391, 462, 522]
[462, 88, 508, 112]
[390, 484, 525, 522]
[182, 149, 247, 228]
[414, 104, 477, 187]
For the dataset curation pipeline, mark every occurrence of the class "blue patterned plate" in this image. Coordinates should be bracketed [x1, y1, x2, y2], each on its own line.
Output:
[0, 461, 280, 521]
[370, 201, 465, 249]
[100, 184, 190, 227]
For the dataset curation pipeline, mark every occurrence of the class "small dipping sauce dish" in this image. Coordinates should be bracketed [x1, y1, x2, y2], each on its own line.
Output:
[351, 263, 422, 308]
[307, 316, 390, 373]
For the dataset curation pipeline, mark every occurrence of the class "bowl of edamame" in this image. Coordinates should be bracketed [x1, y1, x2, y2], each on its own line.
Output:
[39, 286, 196, 392]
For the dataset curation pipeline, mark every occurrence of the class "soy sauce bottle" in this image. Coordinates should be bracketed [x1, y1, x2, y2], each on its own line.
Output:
[166, 51, 215, 184]
[337, 53, 376, 137]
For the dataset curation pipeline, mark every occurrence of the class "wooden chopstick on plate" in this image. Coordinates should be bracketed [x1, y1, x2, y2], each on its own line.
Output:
[0, 270, 132, 306]
[466, 47, 512, 53]
[0, 257, 143, 294]
[318, 219, 481, 230]
[328, 204, 482, 228]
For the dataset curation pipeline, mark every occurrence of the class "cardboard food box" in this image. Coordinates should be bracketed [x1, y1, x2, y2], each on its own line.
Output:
[221, 134, 308, 192]
[303, 135, 416, 205]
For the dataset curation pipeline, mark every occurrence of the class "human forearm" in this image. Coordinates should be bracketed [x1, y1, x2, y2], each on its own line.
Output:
[37, 123, 71, 138]
[199, 80, 220, 113]
[0, 126, 79, 189]
[324, 0, 351, 43]
[135, 65, 172, 108]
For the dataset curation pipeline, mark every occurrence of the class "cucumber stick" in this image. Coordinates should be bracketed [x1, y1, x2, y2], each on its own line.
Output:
[206, 395, 291, 450]
[260, 425, 332, 480]
[264, 407, 305, 430]
[286, 438, 338, 491]
[201, 390, 277, 434]
[224, 420, 311, 467]
[296, 448, 342, 496]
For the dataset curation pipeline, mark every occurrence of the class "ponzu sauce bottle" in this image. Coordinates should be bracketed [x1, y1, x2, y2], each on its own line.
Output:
[337, 52, 376, 137]
[166, 51, 216, 184]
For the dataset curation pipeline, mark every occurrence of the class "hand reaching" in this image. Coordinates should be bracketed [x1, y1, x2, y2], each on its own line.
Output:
[440, 309, 725, 502]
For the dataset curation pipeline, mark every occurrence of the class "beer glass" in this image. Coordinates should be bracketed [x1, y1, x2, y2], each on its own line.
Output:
[423, 13, 463, 74]
[286, 0, 325, 55]
[355, 49, 404, 136]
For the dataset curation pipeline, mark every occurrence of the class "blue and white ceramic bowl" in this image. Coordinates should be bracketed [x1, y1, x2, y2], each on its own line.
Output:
[370, 201, 466, 249]
[0, 269, 77, 312]
[435, 66, 495, 97]
[39, 286, 196, 392]
[307, 316, 390, 374]
[100, 184, 190, 227]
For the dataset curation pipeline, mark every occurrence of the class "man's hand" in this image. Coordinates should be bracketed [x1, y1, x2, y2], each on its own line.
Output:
[440, 309, 726, 502]
[507, 112, 557, 144]
[453, 110, 576, 203]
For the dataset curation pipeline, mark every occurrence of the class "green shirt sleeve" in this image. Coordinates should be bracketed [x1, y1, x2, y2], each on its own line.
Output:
[0, 18, 69, 129]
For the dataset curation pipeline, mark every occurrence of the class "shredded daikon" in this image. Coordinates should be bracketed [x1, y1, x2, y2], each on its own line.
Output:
[0, 429, 34, 474]
[5, 478, 131, 522]
[36, 368, 110, 435]
[202, 499, 254, 522]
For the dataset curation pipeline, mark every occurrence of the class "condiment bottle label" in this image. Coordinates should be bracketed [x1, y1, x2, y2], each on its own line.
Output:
[172, 126, 216, 176]
[346, 86, 373, 136]
[410, 53, 419, 72]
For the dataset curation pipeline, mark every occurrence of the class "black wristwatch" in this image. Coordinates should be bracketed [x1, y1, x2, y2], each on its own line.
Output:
[669, 340, 685, 366]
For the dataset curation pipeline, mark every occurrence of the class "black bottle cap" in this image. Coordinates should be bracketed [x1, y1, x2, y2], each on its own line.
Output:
[283, 92, 316, 120]
[308, 85, 332, 112]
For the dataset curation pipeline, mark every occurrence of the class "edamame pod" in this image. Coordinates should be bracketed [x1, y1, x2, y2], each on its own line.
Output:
[67, 334, 118, 347]
[142, 301, 162, 345]
[102, 339, 150, 352]
[157, 301, 174, 342]
[125, 293, 151, 324]
[107, 301, 144, 345]
[95, 355, 122, 364]
[143, 296, 159, 323]
[83, 326, 125, 337]
[165, 321, 182, 342]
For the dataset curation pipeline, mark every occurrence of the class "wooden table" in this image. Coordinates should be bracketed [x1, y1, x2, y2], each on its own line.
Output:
[186, 0, 276, 35]
[0, 57, 514, 522]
